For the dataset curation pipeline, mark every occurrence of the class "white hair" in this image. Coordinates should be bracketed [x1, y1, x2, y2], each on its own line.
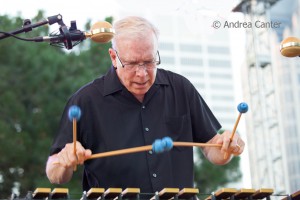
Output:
[111, 16, 159, 50]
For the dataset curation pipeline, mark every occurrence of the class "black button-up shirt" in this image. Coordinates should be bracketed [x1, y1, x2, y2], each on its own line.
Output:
[50, 67, 221, 193]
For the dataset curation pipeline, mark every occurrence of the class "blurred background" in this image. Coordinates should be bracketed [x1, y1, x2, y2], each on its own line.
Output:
[1, 0, 300, 199]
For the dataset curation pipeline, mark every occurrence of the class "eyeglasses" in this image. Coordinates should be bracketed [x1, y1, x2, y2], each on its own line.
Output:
[114, 50, 161, 72]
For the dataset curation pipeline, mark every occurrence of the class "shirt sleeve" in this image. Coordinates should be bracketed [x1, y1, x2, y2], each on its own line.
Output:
[49, 98, 77, 156]
[188, 82, 222, 143]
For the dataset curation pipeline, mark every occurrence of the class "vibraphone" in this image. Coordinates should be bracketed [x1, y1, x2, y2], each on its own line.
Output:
[9, 187, 300, 200]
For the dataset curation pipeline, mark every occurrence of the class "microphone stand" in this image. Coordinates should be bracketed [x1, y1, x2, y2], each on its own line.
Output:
[0, 14, 63, 40]
[1, 13, 85, 50]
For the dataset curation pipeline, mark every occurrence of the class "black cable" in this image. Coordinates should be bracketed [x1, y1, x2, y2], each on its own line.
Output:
[0, 29, 83, 49]
[0, 30, 36, 42]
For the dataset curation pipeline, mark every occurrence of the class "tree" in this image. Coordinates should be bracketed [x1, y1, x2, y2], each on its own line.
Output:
[0, 11, 112, 199]
[193, 128, 241, 197]
[194, 150, 241, 198]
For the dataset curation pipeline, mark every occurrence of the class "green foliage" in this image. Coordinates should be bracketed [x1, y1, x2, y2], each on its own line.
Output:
[194, 149, 242, 198]
[0, 11, 112, 198]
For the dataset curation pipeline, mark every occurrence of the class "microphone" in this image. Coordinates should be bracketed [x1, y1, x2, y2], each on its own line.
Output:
[280, 36, 300, 57]
[88, 21, 115, 43]
[33, 21, 115, 49]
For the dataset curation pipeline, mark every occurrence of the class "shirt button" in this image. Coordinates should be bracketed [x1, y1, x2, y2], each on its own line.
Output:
[149, 150, 153, 154]
[153, 173, 157, 178]
[142, 105, 146, 109]
[145, 127, 149, 132]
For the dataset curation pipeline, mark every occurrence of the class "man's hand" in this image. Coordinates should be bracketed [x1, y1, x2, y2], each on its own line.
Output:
[46, 141, 92, 184]
[203, 130, 245, 165]
[56, 141, 92, 168]
[217, 130, 244, 156]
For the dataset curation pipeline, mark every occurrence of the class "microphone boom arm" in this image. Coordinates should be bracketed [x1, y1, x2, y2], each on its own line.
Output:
[0, 14, 63, 40]
[0, 16, 114, 50]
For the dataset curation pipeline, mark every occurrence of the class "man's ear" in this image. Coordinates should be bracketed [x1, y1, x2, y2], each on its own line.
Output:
[108, 48, 117, 68]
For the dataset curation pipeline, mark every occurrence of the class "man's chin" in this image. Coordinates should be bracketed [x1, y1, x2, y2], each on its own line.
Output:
[131, 88, 149, 96]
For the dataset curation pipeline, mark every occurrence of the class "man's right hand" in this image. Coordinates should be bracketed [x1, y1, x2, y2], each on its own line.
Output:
[46, 141, 92, 184]
[56, 141, 92, 167]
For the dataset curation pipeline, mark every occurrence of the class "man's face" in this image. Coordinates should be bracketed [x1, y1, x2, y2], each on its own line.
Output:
[109, 34, 158, 102]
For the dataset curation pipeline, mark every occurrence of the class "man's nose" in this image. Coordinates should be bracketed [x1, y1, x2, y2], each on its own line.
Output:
[135, 65, 148, 75]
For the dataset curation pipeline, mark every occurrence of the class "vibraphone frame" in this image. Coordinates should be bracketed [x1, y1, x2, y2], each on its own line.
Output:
[8, 187, 300, 200]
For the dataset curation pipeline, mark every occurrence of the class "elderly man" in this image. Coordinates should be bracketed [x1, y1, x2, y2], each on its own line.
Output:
[46, 16, 245, 193]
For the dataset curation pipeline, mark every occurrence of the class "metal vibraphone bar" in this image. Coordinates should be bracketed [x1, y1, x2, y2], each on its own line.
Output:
[6, 187, 300, 200]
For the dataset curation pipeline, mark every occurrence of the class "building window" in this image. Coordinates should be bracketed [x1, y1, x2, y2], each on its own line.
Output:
[207, 46, 230, 54]
[179, 44, 202, 52]
[210, 84, 233, 90]
[209, 73, 232, 79]
[161, 56, 175, 64]
[180, 58, 203, 66]
[211, 95, 234, 101]
[208, 59, 231, 68]
[159, 42, 174, 51]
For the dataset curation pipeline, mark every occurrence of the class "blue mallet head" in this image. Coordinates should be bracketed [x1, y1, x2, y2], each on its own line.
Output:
[237, 102, 248, 113]
[152, 137, 174, 154]
[68, 105, 82, 121]
[161, 137, 173, 151]
[152, 139, 164, 153]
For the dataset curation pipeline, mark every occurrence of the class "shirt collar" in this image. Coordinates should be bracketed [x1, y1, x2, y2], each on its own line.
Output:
[103, 66, 123, 96]
[103, 67, 170, 96]
[154, 68, 169, 86]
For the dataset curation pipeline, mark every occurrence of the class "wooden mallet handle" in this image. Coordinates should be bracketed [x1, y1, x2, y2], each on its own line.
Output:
[68, 105, 82, 171]
[224, 102, 248, 159]
[52, 140, 222, 165]
[87, 141, 221, 160]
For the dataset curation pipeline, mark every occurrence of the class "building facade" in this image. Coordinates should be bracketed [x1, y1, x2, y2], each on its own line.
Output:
[234, 0, 300, 194]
